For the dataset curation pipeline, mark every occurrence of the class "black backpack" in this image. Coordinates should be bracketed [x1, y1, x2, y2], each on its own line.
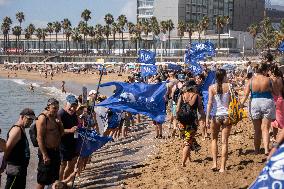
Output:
[29, 113, 48, 147]
[177, 97, 198, 126]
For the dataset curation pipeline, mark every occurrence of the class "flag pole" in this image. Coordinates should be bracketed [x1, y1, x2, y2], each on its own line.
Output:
[71, 66, 105, 188]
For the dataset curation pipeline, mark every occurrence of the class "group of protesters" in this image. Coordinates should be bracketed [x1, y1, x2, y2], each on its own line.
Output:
[2, 52, 284, 188]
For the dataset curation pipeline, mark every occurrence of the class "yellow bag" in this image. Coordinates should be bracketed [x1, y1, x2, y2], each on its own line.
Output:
[228, 85, 247, 125]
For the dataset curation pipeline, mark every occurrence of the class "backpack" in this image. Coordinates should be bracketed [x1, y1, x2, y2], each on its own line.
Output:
[228, 85, 247, 125]
[177, 95, 198, 125]
[29, 113, 48, 147]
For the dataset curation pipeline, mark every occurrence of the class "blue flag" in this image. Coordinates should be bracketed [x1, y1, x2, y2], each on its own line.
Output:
[200, 71, 216, 113]
[97, 82, 167, 123]
[77, 128, 112, 157]
[141, 65, 158, 77]
[250, 143, 284, 188]
[185, 41, 216, 76]
[137, 49, 156, 64]
[168, 63, 182, 71]
[279, 41, 284, 52]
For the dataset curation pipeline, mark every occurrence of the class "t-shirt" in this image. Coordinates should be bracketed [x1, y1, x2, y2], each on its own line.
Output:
[58, 109, 78, 149]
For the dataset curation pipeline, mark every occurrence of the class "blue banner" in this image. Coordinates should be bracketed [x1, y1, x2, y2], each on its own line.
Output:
[77, 128, 113, 157]
[279, 41, 284, 52]
[185, 41, 216, 76]
[141, 65, 158, 77]
[168, 64, 182, 71]
[200, 71, 216, 113]
[250, 143, 284, 188]
[137, 49, 156, 64]
[97, 82, 167, 123]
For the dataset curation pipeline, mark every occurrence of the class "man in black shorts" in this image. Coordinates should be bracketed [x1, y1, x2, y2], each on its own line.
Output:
[58, 95, 78, 180]
[36, 98, 63, 189]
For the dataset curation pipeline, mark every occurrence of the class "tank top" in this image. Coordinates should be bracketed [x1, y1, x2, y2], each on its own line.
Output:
[211, 84, 230, 116]
[6, 125, 30, 167]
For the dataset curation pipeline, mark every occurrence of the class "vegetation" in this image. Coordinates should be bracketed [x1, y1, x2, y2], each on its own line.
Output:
[1, 10, 284, 56]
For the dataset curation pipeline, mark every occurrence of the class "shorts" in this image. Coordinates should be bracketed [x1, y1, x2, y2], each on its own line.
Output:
[179, 123, 197, 145]
[60, 144, 78, 162]
[37, 148, 60, 185]
[171, 102, 177, 117]
[250, 98, 276, 120]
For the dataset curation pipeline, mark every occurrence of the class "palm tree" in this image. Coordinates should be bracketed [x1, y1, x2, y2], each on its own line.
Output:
[166, 19, 174, 55]
[71, 27, 82, 51]
[16, 12, 24, 50]
[78, 21, 89, 53]
[103, 25, 111, 54]
[27, 24, 35, 51]
[12, 26, 22, 52]
[65, 27, 72, 52]
[81, 9, 91, 25]
[104, 13, 114, 53]
[111, 22, 119, 53]
[53, 21, 61, 52]
[127, 22, 136, 52]
[177, 20, 186, 51]
[88, 26, 95, 49]
[201, 16, 209, 40]
[151, 17, 160, 53]
[1, 17, 12, 52]
[35, 28, 43, 52]
[186, 21, 195, 49]
[24, 28, 31, 51]
[42, 29, 48, 52]
[197, 21, 203, 42]
[117, 14, 127, 54]
[160, 20, 167, 55]
[216, 16, 230, 49]
[135, 21, 143, 51]
[256, 17, 276, 51]
[62, 18, 72, 52]
[247, 24, 258, 54]
[46, 22, 54, 52]
[142, 19, 151, 49]
[16, 12, 25, 27]
[94, 24, 103, 52]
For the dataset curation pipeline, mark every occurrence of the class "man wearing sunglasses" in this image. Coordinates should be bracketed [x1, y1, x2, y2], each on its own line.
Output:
[5, 108, 36, 189]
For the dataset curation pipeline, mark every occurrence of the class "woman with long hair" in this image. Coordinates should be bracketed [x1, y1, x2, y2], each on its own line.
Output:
[240, 63, 276, 155]
[206, 69, 232, 172]
[176, 80, 205, 167]
[270, 65, 284, 140]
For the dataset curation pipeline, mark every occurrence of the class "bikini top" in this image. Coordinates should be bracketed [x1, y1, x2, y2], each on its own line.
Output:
[250, 78, 273, 99]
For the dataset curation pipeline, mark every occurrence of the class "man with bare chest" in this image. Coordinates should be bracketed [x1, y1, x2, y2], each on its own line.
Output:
[36, 98, 63, 189]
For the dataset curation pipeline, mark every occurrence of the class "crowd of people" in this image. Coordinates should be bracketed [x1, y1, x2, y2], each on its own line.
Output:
[1, 53, 284, 188]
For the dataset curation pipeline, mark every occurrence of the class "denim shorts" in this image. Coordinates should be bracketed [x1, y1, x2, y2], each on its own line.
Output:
[250, 98, 276, 120]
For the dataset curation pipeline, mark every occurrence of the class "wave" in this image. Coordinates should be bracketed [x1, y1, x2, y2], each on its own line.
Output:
[10, 79, 26, 85]
[42, 86, 72, 101]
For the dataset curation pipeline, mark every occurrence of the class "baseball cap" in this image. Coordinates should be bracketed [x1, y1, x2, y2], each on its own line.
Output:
[66, 95, 78, 105]
[20, 108, 36, 119]
[89, 90, 97, 96]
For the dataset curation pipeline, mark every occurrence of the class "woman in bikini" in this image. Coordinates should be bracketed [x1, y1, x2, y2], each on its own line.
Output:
[206, 69, 232, 172]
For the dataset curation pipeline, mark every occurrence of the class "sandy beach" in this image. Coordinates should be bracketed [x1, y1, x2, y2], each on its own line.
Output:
[0, 64, 266, 189]
[0, 65, 130, 85]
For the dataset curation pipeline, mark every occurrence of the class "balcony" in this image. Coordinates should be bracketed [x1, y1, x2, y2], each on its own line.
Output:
[138, 6, 154, 9]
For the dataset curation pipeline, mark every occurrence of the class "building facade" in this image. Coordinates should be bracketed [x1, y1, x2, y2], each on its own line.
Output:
[137, 0, 265, 33]
[233, 0, 265, 31]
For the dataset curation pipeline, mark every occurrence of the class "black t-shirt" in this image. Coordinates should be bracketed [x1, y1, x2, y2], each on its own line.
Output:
[58, 109, 78, 149]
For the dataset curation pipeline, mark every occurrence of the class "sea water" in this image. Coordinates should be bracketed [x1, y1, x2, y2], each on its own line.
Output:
[0, 77, 112, 188]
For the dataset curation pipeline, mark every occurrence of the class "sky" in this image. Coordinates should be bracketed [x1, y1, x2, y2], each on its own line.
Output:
[0, 0, 283, 28]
